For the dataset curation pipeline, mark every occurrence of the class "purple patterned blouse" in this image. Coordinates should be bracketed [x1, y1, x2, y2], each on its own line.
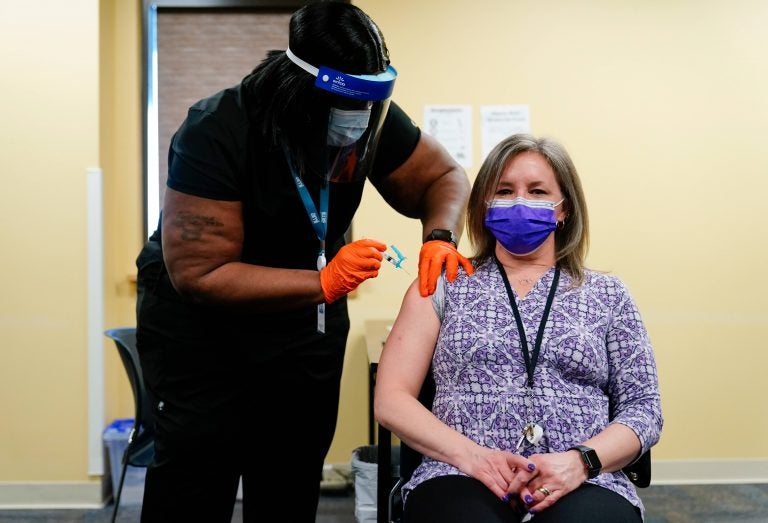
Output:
[402, 259, 663, 519]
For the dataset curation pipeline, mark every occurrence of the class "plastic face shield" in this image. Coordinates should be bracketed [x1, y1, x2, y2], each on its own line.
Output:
[286, 48, 397, 183]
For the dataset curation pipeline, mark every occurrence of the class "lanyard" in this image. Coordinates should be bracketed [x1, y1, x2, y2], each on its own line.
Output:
[290, 167, 330, 333]
[291, 171, 329, 259]
[495, 257, 560, 388]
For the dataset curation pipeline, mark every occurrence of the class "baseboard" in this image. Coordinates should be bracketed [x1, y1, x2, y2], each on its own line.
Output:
[0, 480, 106, 509]
[326, 462, 353, 476]
[651, 458, 768, 485]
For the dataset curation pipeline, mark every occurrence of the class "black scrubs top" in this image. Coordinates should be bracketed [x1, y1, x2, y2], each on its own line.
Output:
[137, 83, 420, 336]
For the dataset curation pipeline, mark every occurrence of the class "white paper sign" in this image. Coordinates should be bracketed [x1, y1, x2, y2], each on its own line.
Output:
[481, 105, 530, 160]
[423, 105, 473, 168]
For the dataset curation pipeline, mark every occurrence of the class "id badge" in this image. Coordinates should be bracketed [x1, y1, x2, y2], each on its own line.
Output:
[317, 251, 327, 333]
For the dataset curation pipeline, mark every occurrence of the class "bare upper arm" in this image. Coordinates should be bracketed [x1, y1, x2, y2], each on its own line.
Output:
[371, 132, 465, 219]
[376, 279, 441, 397]
[161, 188, 243, 299]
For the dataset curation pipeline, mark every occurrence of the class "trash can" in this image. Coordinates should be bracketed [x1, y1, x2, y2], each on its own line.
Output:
[351, 445, 400, 523]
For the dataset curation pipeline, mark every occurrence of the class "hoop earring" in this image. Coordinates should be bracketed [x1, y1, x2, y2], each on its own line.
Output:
[556, 219, 565, 230]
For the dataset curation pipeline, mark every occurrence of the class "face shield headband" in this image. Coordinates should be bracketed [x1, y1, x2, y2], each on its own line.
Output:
[285, 47, 397, 183]
[285, 47, 397, 101]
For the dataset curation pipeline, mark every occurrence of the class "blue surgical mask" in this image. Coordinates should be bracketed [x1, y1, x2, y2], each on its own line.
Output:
[327, 107, 371, 147]
[485, 197, 563, 255]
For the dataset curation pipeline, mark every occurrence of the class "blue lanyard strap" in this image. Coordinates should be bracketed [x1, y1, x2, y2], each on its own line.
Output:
[289, 166, 330, 334]
[290, 169, 329, 254]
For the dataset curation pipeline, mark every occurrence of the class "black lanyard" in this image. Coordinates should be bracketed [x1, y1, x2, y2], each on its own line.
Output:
[495, 257, 561, 388]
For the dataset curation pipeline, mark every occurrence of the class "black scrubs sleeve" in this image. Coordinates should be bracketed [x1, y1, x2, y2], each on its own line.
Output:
[167, 92, 249, 201]
[370, 101, 421, 180]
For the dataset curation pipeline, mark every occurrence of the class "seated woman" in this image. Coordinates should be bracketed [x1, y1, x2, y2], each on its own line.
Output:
[374, 133, 662, 522]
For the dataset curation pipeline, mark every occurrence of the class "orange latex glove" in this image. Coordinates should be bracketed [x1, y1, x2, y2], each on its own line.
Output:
[320, 238, 387, 303]
[418, 240, 475, 297]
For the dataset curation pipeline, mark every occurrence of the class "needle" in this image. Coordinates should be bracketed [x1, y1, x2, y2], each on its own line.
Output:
[383, 246, 411, 275]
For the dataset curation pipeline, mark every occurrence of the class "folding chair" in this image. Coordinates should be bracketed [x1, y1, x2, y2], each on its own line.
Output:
[104, 327, 155, 523]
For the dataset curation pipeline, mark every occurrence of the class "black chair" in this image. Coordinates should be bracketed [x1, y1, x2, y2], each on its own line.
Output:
[377, 373, 435, 523]
[377, 372, 651, 523]
[104, 327, 155, 523]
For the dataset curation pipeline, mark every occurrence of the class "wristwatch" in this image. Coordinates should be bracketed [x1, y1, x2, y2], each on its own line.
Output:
[424, 228, 457, 247]
[568, 445, 602, 479]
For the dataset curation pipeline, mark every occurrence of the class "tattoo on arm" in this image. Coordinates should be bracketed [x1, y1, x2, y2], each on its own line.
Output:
[172, 212, 224, 241]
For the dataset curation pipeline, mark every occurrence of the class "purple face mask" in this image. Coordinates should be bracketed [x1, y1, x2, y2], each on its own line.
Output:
[485, 197, 562, 255]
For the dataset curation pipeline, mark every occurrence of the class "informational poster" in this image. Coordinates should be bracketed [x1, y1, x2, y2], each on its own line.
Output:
[481, 105, 530, 160]
[423, 105, 473, 168]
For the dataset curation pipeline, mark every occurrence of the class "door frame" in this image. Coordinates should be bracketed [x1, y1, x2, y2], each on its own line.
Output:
[140, 0, 332, 237]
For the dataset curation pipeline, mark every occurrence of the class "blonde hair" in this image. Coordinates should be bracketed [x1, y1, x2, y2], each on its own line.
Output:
[467, 134, 589, 285]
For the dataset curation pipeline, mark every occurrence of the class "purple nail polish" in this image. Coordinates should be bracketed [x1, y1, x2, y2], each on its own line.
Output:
[529, 508, 537, 514]
[501, 494, 510, 503]
[524, 495, 534, 504]
[527, 463, 536, 471]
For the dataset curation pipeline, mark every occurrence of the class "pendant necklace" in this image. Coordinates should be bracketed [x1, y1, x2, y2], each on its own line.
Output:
[494, 256, 560, 453]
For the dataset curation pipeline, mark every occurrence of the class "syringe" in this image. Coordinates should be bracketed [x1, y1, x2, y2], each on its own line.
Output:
[382, 244, 411, 274]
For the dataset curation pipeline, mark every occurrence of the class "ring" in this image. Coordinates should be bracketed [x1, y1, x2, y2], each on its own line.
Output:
[537, 486, 552, 497]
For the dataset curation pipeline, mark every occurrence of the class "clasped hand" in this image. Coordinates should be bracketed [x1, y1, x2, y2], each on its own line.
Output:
[470, 449, 586, 515]
[511, 451, 587, 514]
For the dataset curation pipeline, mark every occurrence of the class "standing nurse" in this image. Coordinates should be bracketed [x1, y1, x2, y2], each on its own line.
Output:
[134, 2, 473, 522]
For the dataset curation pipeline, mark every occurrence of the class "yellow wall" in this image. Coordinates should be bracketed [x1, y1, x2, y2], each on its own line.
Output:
[100, 0, 144, 422]
[0, 0, 100, 481]
[343, 0, 768, 464]
[0, 0, 765, 494]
